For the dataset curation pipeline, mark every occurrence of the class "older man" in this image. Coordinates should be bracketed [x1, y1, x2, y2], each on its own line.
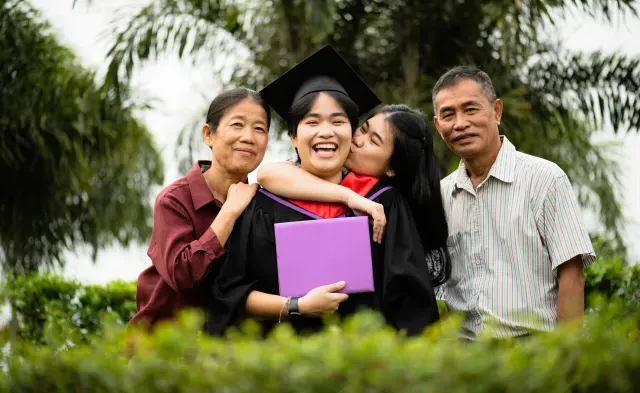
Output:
[432, 66, 595, 339]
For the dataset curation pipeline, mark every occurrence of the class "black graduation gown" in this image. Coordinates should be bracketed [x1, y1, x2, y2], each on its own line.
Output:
[205, 181, 439, 337]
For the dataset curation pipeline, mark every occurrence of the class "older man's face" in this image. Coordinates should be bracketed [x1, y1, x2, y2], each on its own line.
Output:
[433, 79, 502, 159]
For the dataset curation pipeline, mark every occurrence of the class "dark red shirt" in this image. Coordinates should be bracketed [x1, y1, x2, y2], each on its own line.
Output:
[130, 161, 226, 329]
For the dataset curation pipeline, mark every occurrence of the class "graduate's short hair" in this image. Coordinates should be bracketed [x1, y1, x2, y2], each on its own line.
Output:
[376, 104, 451, 287]
[286, 90, 359, 138]
[206, 88, 271, 131]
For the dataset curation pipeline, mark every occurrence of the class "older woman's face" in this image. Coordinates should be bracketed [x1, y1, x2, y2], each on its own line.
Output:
[203, 98, 268, 176]
[291, 93, 352, 182]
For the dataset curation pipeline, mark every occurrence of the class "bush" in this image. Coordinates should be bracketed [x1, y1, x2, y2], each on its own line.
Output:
[1, 273, 136, 345]
[1, 256, 638, 345]
[585, 257, 640, 314]
[0, 305, 639, 393]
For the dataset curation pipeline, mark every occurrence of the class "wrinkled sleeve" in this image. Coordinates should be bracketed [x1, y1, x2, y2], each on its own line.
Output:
[380, 194, 439, 336]
[150, 194, 225, 292]
[206, 200, 267, 336]
[539, 174, 596, 271]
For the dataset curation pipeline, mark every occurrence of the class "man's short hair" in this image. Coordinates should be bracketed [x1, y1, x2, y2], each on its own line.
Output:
[432, 66, 497, 113]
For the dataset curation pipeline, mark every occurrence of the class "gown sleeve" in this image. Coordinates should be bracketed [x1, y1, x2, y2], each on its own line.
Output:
[205, 199, 272, 336]
[379, 192, 440, 336]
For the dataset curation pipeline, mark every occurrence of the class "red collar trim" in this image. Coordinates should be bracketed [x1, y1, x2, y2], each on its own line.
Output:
[287, 172, 379, 218]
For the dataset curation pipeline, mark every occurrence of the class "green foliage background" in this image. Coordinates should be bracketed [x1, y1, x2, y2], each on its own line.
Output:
[0, 0, 163, 274]
[1, 3, 639, 390]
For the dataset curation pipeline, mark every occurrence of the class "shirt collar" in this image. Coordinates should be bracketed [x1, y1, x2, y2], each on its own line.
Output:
[452, 135, 516, 194]
[488, 136, 516, 183]
[187, 161, 221, 211]
[453, 160, 471, 192]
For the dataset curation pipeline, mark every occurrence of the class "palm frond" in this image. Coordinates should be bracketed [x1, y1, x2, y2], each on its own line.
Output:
[1, 0, 163, 274]
[565, 0, 638, 20]
[103, 0, 245, 99]
[481, 0, 637, 70]
[500, 85, 624, 245]
[528, 50, 640, 133]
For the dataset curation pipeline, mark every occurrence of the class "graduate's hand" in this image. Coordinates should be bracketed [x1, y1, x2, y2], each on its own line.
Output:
[346, 194, 386, 244]
[222, 182, 259, 217]
[298, 281, 349, 317]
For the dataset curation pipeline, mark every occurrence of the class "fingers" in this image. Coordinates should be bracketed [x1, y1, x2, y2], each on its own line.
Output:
[246, 183, 259, 198]
[230, 182, 258, 200]
[371, 214, 386, 244]
[323, 281, 346, 293]
[237, 182, 258, 191]
[328, 292, 349, 302]
[378, 221, 387, 243]
[302, 282, 349, 316]
[372, 218, 381, 243]
[353, 209, 366, 216]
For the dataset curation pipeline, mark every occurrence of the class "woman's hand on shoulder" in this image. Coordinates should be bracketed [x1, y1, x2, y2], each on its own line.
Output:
[221, 182, 259, 217]
[345, 192, 386, 244]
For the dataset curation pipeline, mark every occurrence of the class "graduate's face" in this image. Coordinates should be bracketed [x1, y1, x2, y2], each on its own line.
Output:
[345, 113, 395, 177]
[202, 98, 269, 176]
[433, 78, 503, 159]
[291, 93, 352, 182]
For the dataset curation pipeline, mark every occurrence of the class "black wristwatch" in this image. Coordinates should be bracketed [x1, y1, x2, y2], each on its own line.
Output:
[288, 297, 301, 316]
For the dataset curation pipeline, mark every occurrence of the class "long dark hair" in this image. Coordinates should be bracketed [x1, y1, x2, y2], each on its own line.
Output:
[378, 105, 451, 287]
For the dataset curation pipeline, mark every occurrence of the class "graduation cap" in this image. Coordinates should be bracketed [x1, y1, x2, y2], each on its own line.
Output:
[260, 45, 381, 120]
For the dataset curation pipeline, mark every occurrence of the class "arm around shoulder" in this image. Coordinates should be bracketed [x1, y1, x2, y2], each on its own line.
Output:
[257, 161, 351, 203]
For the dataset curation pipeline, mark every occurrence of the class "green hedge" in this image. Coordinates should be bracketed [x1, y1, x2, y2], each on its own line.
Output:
[585, 256, 640, 313]
[1, 257, 638, 345]
[0, 261, 639, 393]
[1, 274, 136, 344]
[0, 305, 639, 393]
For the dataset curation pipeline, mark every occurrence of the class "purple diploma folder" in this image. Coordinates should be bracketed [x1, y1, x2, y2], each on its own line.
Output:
[274, 215, 375, 297]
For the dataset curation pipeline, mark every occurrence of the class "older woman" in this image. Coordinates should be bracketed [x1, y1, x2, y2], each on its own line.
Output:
[130, 88, 270, 329]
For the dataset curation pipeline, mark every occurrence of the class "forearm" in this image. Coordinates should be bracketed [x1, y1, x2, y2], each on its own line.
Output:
[158, 232, 226, 290]
[557, 283, 585, 323]
[246, 291, 289, 319]
[155, 199, 228, 290]
[209, 207, 241, 246]
[257, 162, 351, 203]
[557, 258, 586, 324]
[159, 208, 239, 290]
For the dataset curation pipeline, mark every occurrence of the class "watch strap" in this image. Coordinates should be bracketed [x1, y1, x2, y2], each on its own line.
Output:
[288, 296, 301, 316]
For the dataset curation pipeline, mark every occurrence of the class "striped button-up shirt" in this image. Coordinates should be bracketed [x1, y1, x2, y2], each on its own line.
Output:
[437, 136, 595, 338]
